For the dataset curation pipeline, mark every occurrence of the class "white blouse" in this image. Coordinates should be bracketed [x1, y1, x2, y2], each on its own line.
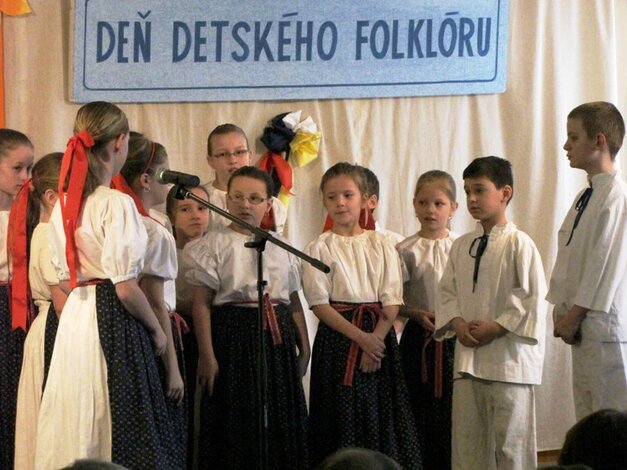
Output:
[48, 186, 148, 283]
[184, 225, 300, 305]
[141, 216, 178, 313]
[396, 231, 458, 312]
[302, 230, 403, 307]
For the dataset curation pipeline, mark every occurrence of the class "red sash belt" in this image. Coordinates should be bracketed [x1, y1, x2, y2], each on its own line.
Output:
[331, 301, 385, 387]
[170, 311, 190, 350]
[229, 293, 283, 346]
[74, 278, 105, 288]
[421, 331, 444, 398]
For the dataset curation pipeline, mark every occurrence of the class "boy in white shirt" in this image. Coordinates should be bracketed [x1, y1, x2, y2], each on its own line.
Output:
[548, 101, 627, 419]
[435, 156, 547, 470]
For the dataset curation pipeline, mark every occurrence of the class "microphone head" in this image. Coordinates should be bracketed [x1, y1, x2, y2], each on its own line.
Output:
[155, 167, 168, 184]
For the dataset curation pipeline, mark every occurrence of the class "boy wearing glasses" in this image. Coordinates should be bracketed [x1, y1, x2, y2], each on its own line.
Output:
[548, 102, 627, 420]
[203, 123, 287, 233]
[435, 156, 547, 470]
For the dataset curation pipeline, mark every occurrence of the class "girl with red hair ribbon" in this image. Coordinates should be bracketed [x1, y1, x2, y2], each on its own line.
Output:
[112, 132, 187, 468]
[13, 152, 68, 470]
[0, 127, 33, 470]
[35, 102, 179, 470]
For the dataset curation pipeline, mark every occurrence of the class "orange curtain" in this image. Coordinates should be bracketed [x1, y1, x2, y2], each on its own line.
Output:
[0, 0, 32, 127]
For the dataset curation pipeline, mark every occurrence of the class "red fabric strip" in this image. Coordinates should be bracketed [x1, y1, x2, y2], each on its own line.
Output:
[330, 302, 385, 387]
[7, 180, 34, 330]
[58, 130, 95, 288]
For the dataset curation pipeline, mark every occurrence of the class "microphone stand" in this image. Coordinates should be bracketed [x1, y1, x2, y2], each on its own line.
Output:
[173, 185, 329, 470]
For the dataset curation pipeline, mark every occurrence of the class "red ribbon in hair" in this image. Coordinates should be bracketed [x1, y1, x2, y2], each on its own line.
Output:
[111, 173, 166, 228]
[7, 180, 35, 331]
[58, 130, 95, 288]
[110, 174, 149, 217]
[322, 208, 377, 232]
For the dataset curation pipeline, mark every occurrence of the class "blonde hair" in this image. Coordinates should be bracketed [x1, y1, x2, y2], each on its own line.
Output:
[71, 101, 129, 197]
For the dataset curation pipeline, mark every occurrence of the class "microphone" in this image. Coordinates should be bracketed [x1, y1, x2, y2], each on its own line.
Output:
[155, 168, 200, 187]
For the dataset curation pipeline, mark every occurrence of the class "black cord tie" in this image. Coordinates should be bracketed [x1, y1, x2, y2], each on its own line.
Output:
[566, 186, 593, 246]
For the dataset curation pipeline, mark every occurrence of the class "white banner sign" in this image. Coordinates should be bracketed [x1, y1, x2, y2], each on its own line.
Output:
[73, 0, 509, 102]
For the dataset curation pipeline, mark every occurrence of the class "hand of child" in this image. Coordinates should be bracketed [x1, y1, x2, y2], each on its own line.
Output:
[450, 317, 480, 348]
[151, 327, 167, 356]
[166, 370, 185, 404]
[197, 355, 219, 395]
[357, 332, 386, 361]
[359, 352, 382, 373]
[553, 314, 583, 345]
[417, 310, 436, 332]
[468, 320, 506, 346]
[297, 349, 310, 378]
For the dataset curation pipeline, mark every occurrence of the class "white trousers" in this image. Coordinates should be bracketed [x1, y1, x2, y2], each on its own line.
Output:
[452, 377, 536, 470]
[572, 338, 627, 420]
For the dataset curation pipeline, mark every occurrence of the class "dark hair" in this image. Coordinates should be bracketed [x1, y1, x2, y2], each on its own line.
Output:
[316, 447, 401, 470]
[568, 101, 625, 159]
[0, 128, 33, 159]
[207, 123, 249, 157]
[27, 152, 63, 248]
[414, 169, 457, 202]
[120, 132, 168, 185]
[165, 184, 210, 226]
[463, 156, 513, 201]
[227, 165, 274, 197]
[361, 166, 380, 199]
[558, 409, 627, 470]
[71, 101, 129, 198]
[320, 162, 368, 195]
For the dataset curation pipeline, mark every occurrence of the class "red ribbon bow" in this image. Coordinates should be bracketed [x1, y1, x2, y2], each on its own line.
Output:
[58, 130, 95, 288]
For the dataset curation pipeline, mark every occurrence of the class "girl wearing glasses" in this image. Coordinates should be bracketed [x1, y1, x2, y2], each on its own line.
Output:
[185, 165, 309, 469]
[302, 162, 421, 469]
[203, 124, 288, 234]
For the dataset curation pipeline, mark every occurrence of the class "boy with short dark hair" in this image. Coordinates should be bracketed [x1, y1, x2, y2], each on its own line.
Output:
[435, 156, 547, 470]
[548, 101, 627, 419]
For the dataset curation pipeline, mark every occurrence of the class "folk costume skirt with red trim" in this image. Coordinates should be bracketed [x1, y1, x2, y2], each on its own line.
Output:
[197, 304, 309, 470]
[400, 319, 455, 470]
[309, 302, 422, 470]
[0, 284, 26, 470]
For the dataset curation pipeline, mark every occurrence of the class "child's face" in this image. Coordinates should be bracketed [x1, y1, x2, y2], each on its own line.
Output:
[226, 176, 271, 228]
[0, 144, 33, 197]
[322, 175, 367, 230]
[464, 176, 510, 224]
[563, 117, 600, 172]
[173, 187, 209, 240]
[207, 132, 251, 185]
[413, 182, 457, 238]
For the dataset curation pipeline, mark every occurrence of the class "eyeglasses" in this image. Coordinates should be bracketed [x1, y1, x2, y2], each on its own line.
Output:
[210, 149, 250, 159]
[227, 193, 268, 205]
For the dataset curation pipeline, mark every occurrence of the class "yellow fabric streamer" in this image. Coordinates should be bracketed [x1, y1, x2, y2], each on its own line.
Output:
[0, 0, 32, 15]
[290, 130, 321, 168]
[277, 186, 292, 210]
